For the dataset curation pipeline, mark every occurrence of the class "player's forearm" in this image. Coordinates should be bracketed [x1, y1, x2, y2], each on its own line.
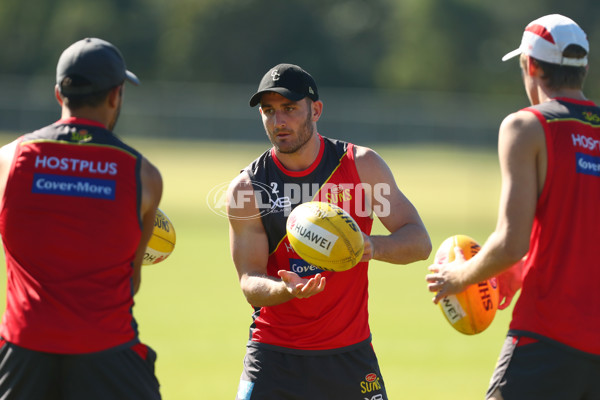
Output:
[460, 232, 526, 287]
[370, 224, 432, 264]
[240, 273, 294, 307]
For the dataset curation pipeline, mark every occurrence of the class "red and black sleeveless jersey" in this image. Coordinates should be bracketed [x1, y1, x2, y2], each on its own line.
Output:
[244, 135, 374, 351]
[509, 98, 600, 355]
[0, 117, 142, 354]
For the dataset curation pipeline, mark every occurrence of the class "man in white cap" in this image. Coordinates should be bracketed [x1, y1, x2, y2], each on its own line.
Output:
[427, 14, 600, 400]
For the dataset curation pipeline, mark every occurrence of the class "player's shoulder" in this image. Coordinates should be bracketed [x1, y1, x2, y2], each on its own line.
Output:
[352, 144, 378, 160]
[0, 138, 20, 154]
[350, 144, 396, 187]
[498, 109, 546, 157]
[503, 108, 542, 128]
[352, 145, 387, 170]
[141, 156, 163, 186]
[227, 171, 261, 221]
[500, 109, 545, 141]
[228, 170, 252, 193]
[0, 138, 21, 165]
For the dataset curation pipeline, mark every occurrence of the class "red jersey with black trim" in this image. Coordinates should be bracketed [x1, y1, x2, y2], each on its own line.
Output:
[244, 135, 374, 351]
[509, 98, 600, 355]
[0, 118, 143, 354]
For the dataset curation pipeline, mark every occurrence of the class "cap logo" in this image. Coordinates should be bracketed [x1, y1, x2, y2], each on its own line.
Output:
[270, 69, 280, 81]
[308, 87, 315, 95]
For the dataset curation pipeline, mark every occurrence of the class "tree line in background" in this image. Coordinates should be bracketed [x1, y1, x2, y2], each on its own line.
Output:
[2, 0, 600, 97]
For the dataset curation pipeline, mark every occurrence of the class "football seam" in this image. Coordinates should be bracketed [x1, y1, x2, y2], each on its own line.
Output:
[151, 236, 176, 248]
[323, 217, 360, 263]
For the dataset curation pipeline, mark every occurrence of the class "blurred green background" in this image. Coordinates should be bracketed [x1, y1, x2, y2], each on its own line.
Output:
[0, 0, 593, 398]
[3, 0, 600, 145]
[3, 0, 600, 96]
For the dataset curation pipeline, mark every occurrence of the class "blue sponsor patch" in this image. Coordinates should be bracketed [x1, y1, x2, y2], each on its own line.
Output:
[576, 153, 600, 177]
[32, 173, 116, 200]
[289, 258, 324, 277]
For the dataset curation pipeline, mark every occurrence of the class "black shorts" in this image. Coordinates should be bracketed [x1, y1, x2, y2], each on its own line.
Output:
[486, 335, 600, 400]
[236, 338, 387, 400]
[0, 340, 161, 400]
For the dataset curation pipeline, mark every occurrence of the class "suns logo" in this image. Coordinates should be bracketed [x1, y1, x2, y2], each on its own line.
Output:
[360, 373, 382, 394]
[582, 111, 600, 124]
[155, 214, 171, 232]
[70, 129, 93, 142]
[325, 184, 352, 204]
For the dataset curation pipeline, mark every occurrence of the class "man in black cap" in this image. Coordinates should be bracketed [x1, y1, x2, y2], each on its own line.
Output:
[228, 63, 432, 399]
[0, 38, 162, 399]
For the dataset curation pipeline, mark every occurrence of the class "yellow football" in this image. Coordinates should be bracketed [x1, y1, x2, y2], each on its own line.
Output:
[143, 208, 176, 265]
[286, 201, 364, 272]
[435, 234, 499, 335]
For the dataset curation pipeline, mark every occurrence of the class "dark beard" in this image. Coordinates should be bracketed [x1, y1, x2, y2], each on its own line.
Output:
[273, 109, 314, 154]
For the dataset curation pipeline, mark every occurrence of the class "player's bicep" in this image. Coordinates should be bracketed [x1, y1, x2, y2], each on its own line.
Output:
[227, 174, 269, 280]
[132, 158, 163, 293]
[495, 111, 543, 257]
[0, 140, 19, 200]
[138, 158, 162, 247]
[229, 219, 269, 280]
[355, 146, 425, 232]
[376, 181, 424, 234]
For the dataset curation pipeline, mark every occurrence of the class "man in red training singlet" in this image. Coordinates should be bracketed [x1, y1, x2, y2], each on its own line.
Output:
[427, 15, 600, 400]
[0, 38, 163, 399]
[228, 63, 432, 399]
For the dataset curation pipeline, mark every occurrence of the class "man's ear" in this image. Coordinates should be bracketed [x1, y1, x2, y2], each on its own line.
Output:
[107, 85, 122, 108]
[311, 100, 323, 122]
[54, 85, 64, 106]
[526, 56, 540, 77]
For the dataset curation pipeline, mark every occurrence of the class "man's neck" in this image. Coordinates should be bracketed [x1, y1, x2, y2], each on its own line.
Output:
[274, 134, 321, 172]
[61, 106, 112, 129]
[538, 87, 587, 104]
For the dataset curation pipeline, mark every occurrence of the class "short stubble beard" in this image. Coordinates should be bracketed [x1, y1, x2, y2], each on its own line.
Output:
[269, 107, 314, 154]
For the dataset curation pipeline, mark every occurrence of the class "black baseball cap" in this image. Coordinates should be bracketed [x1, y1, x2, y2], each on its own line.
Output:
[56, 38, 140, 96]
[249, 63, 319, 107]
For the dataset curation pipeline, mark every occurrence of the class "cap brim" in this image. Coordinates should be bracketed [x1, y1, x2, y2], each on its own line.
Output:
[502, 48, 522, 62]
[126, 70, 140, 86]
[249, 88, 305, 107]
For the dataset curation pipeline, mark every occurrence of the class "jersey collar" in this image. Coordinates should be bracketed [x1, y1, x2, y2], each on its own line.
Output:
[553, 97, 596, 107]
[55, 117, 107, 129]
[271, 134, 325, 178]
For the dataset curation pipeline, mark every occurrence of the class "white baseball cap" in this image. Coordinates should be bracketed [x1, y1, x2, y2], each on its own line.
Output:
[502, 14, 589, 67]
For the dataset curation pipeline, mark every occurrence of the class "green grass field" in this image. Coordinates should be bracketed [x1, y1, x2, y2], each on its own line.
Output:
[0, 135, 512, 399]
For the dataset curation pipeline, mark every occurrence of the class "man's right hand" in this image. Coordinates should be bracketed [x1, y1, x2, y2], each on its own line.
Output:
[278, 270, 326, 299]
